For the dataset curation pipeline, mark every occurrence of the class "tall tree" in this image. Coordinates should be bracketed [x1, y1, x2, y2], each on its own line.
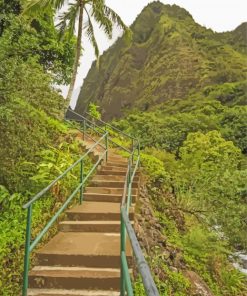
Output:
[24, 0, 131, 106]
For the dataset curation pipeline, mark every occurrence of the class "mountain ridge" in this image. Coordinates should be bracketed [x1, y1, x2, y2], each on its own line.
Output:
[75, 1, 246, 120]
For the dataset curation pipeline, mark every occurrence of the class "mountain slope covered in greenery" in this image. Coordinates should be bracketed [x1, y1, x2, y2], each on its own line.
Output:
[75, 1, 246, 119]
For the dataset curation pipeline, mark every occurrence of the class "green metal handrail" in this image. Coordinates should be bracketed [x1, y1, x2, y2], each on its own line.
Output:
[66, 109, 137, 153]
[22, 131, 108, 296]
[120, 147, 159, 295]
[22, 109, 158, 295]
[65, 109, 159, 295]
[121, 208, 160, 296]
[84, 111, 136, 140]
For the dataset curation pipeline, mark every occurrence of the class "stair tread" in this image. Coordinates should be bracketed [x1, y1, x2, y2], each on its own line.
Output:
[85, 187, 137, 193]
[97, 172, 127, 176]
[92, 178, 138, 184]
[28, 289, 120, 296]
[67, 202, 132, 214]
[37, 232, 131, 256]
[93, 175, 138, 180]
[30, 267, 120, 278]
[86, 187, 125, 191]
[60, 221, 121, 225]
[84, 192, 137, 197]
[84, 193, 122, 196]
[100, 166, 127, 171]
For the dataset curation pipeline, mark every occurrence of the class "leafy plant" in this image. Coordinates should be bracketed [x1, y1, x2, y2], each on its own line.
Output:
[88, 102, 101, 120]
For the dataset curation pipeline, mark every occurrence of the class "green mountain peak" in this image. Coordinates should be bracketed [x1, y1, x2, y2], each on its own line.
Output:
[75, 2, 246, 120]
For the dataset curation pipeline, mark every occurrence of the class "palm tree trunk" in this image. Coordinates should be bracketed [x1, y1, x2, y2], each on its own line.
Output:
[65, 0, 84, 107]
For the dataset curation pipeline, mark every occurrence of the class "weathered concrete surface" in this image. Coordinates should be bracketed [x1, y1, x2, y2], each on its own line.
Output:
[59, 221, 121, 233]
[65, 202, 134, 221]
[83, 192, 136, 203]
[29, 267, 120, 290]
[28, 288, 120, 296]
[85, 187, 137, 195]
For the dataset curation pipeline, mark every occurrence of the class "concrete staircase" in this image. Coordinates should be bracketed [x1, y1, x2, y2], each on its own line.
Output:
[27, 138, 140, 296]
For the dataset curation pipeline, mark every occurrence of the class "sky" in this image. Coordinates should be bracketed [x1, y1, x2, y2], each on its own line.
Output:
[60, 0, 247, 108]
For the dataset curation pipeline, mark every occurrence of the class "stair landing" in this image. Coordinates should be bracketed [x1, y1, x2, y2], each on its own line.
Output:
[28, 141, 139, 295]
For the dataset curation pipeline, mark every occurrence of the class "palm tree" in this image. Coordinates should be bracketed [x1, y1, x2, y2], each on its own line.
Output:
[24, 0, 131, 106]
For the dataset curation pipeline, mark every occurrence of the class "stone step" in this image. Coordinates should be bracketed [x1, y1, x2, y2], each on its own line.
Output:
[85, 187, 138, 196]
[59, 221, 123, 233]
[85, 147, 106, 155]
[97, 170, 140, 176]
[100, 165, 127, 172]
[103, 162, 127, 168]
[36, 232, 132, 268]
[97, 170, 127, 176]
[66, 202, 134, 221]
[108, 153, 128, 163]
[83, 193, 136, 203]
[90, 180, 138, 189]
[28, 288, 119, 296]
[92, 175, 139, 182]
[29, 267, 120, 290]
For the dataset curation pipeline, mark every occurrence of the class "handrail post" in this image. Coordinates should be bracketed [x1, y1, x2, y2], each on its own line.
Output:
[128, 159, 131, 184]
[83, 119, 86, 140]
[79, 160, 84, 204]
[105, 132, 108, 162]
[22, 205, 32, 296]
[120, 208, 126, 296]
[138, 142, 140, 167]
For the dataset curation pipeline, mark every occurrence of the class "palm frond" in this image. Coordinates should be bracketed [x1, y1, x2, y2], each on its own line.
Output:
[54, 0, 67, 10]
[84, 8, 99, 61]
[103, 5, 132, 41]
[56, 2, 79, 38]
[23, 0, 52, 16]
[23, 0, 67, 16]
[91, 0, 113, 39]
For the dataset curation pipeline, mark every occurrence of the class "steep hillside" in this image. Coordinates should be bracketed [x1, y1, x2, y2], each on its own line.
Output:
[75, 1, 246, 119]
[219, 22, 247, 54]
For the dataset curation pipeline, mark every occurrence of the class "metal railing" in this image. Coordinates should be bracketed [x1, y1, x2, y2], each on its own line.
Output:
[66, 109, 137, 153]
[66, 110, 159, 295]
[22, 109, 159, 295]
[22, 131, 108, 296]
[120, 148, 159, 296]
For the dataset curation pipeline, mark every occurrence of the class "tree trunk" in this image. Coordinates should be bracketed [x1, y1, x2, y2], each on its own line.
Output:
[65, 0, 84, 107]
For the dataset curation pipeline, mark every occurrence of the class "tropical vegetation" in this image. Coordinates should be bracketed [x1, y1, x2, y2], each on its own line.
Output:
[0, 1, 246, 295]
[24, 0, 130, 103]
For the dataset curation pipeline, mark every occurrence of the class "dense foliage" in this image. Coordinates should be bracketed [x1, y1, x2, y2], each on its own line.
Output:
[113, 86, 247, 294]
[113, 82, 247, 154]
[135, 141, 247, 295]
[0, 1, 83, 294]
